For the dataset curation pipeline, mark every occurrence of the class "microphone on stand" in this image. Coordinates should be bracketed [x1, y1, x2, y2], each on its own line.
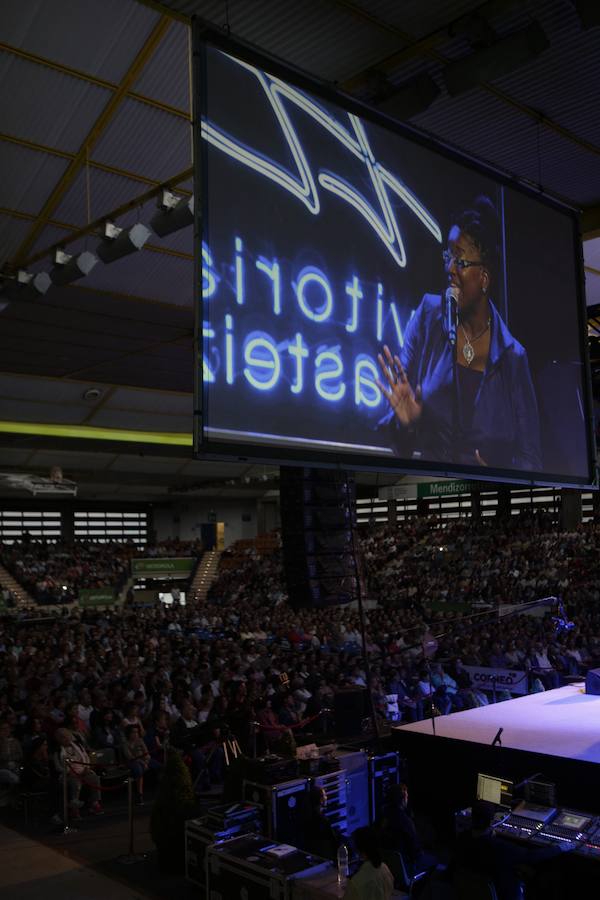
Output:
[552, 600, 575, 635]
[491, 727, 503, 747]
[444, 286, 459, 347]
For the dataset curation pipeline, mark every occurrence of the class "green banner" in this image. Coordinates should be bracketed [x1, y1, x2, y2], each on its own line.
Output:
[79, 588, 116, 607]
[417, 480, 475, 498]
[131, 557, 195, 577]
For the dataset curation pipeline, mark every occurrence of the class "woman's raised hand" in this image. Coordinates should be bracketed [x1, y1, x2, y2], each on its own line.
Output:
[377, 345, 423, 427]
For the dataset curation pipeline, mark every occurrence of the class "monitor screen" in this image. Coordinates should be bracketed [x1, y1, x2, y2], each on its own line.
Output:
[195, 32, 594, 486]
[555, 812, 590, 831]
[476, 773, 513, 808]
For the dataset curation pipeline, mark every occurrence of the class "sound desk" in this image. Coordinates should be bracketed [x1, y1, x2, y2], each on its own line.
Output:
[492, 802, 600, 860]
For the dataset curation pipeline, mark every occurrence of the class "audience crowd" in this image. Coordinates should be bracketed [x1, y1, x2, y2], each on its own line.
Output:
[0, 538, 203, 605]
[0, 512, 599, 824]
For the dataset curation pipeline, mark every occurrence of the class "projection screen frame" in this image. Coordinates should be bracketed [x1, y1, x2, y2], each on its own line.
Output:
[192, 22, 597, 490]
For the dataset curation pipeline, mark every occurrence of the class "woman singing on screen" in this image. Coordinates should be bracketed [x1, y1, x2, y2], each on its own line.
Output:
[377, 195, 542, 471]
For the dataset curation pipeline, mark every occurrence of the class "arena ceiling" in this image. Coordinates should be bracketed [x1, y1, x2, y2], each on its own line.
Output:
[0, 0, 599, 498]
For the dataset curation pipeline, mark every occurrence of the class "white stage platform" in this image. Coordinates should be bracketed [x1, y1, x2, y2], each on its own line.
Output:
[395, 683, 600, 764]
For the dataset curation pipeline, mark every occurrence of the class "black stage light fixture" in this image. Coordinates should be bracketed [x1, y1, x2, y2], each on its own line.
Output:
[0, 269, 52, 302]
[573, 0, 600, 29]
[50, 249, 98, 286]
[443, 21, 549, 96]
[376, 72, 441, 120]
[97, 221, 151, 263]
[150, 189, 194, 237]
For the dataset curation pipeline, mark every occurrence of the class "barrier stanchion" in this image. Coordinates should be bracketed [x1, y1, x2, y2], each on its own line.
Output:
[118, 777, 146, 865]
[61, 757, 77, 834]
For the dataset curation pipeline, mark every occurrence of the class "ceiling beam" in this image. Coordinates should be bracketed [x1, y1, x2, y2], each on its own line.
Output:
[133, 0, 190, 26]
[0, 41, 189, 120]
[0, 131, 192, 193]
[4, 162, 193, 267]
[0, 205, 193, 264]
[10, 16, 172, 268]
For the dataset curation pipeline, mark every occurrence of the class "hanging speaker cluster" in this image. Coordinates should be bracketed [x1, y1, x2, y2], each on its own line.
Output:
[280, 466, 365, 609]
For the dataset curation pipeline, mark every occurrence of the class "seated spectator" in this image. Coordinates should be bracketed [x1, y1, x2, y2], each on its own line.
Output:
[277, 693, 301, 728]
[122, 724, 150, 805]
[90, 710, 120, 752]
[377, 783, 437, 879]
[302, 786, 340, 862]
[0, 718, 23, 795]
[528, 643, 560, 690]
[53, 728, 103, 818]
[344, 826, 394, 900]
[144, 712, 170, 769]
[22, 735, 58, 815]
[121, 702, 145, 739]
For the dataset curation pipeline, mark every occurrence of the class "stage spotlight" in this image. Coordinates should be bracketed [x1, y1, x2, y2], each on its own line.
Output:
[150, 189, 194, 237]
[0, 269, 51, 303]
[376, 73, 441, 120]
[443, 21, 549, 96]
[97, 222, 151, 263]
[50, 249, 98, 286]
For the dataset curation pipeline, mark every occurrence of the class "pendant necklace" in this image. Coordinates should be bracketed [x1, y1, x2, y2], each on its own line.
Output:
[460, 317, 491, 366]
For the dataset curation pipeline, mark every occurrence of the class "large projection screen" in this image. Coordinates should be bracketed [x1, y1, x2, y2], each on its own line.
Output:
[194, 30, 595, 487]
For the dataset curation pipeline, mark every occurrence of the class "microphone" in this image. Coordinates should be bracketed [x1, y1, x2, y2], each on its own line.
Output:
[444, 286, 458, 346]
[552, 600, 575, 635]
[491, 727, 503, 747]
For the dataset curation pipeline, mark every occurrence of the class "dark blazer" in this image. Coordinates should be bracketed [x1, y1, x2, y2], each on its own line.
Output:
[380, 294, 542, 471]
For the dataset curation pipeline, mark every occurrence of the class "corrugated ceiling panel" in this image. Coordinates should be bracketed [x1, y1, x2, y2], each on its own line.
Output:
[413, 80, 535, 178]
[53, 167, 157, 228]
[27, 225, 83, 262]
[92, 97, 191, 182]
[133, 20, 190, 111]
[148, 226, 194, 255]
[82, 248, 193, 305]
[0, 0, 161, 82]
[89, 407, 190, 432]
[0, 291, 191, 360]
[0, 214, 38, 269]
[107, 387, 192, 414]
[0, 398, 93, 424]
[492, 2, 600, 151]
[0, 373, 99, 403]
[71, 357, 190, 391]
[0, 313, 170, 356]
[348, 0, 485, 40]
[107, 455, 187, 472]
[0, 53, 112, 154]
[0, 448, 38, 466]
[0, 143, 69, 217]
[172, 0, 402, 83]
[29, 449, 117, 469]
[527, 127, 600, 207]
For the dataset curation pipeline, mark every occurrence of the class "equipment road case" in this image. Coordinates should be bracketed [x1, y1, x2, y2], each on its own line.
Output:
[185, 806, 262, 889]
[206, 833, 332, 900]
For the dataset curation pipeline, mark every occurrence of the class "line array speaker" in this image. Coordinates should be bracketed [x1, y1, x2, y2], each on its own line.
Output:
[280, 467, 365, 609]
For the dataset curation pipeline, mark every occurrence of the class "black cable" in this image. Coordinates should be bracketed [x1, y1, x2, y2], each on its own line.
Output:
[348, 471, 381, 745]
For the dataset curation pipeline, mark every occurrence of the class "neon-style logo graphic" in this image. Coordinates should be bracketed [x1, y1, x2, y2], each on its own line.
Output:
[201, 54, 442, 267]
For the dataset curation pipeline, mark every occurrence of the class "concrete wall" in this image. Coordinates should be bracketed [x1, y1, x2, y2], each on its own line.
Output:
[152, 498, 260, 548]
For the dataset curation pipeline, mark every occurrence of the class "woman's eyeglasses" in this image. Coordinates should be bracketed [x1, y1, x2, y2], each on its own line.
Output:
[442, 250, 484, 270]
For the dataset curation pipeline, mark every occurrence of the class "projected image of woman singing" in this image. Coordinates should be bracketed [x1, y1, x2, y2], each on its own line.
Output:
[377, 195, 542, 471]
